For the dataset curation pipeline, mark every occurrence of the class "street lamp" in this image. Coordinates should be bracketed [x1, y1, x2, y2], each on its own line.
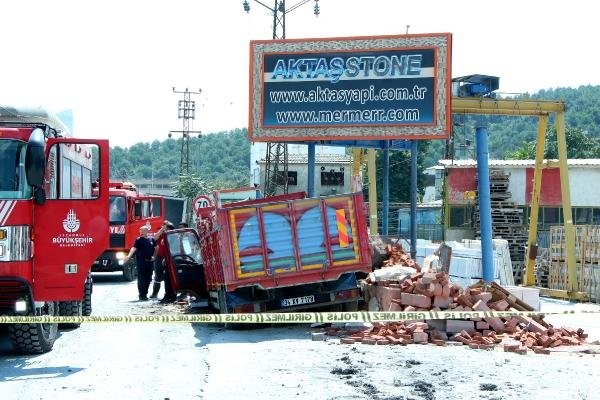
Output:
[242, 0, 321, 39]
[243, 0, 322, 197]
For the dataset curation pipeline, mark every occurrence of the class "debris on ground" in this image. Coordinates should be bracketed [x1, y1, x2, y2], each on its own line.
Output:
[323, 244, 590, 355]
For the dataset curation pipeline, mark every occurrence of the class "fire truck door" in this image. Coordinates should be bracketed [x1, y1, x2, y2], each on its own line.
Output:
[32, 139, 110, 301]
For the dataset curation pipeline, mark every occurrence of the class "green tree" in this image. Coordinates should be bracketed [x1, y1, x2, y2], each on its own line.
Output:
[363, 141, 431, 203]
[506, 126, 600, 159]
[171, 173, 214, 224]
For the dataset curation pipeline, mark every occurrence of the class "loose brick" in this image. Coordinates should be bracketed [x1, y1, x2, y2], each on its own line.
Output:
[433, 296, 452, 309]
[311, 332, 326, 341]
[441, 284, 451, 297]
[514, 346, 528, 355]
[472, 300, 506, 332]
[456, 294, 474, 308]
[503, 342, 520, 352]
[446, 320, 475, 333]
[413, 332, 429, 343]
[361, 338, 377, 345]
[340, 338, 355, 344]
[515, 316, 548, 335]
[532, 346, 551, 355]
[476, 321, 490, 330]
[472, 292, 493, 304]
[400, 292, 432, 309]
[376, 339, 390, 345]
[421, 273, 437, 284]
[489, 299, 510, 311]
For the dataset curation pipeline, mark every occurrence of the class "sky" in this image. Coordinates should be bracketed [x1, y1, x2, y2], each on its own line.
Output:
[1, 0, 597, 148]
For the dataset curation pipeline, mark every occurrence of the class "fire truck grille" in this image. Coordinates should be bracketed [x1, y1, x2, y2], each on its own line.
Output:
[110, 233, 125, 248]
[0, 280, 29, 312]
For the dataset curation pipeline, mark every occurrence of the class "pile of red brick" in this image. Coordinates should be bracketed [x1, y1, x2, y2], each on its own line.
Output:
[378, 243, 420, 270]
[337, 245, 589, 354]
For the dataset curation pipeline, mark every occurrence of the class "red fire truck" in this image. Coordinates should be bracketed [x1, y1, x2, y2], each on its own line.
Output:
[0, 105, 109, 353]
[91, 182, 173, 281]
[163, 190, 371, 314]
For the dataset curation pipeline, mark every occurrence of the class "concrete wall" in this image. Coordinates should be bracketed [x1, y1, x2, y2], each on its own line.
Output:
[258, 161, 352, 196]
[505, 167, 526, 205]
[446, 165, 600, 207]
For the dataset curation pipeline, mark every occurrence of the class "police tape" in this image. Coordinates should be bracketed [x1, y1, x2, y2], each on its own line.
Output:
[0, 309, 598, 324]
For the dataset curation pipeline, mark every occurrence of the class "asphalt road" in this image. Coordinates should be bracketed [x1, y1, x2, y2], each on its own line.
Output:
[1, 274, 599, 400]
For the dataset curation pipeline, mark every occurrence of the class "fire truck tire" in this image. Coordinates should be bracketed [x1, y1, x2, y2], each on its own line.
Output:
[83, 276, 93, 316]
[123, 259, 137, 282]
[58, 301, 82, 329]
[8, 302, 59, 354]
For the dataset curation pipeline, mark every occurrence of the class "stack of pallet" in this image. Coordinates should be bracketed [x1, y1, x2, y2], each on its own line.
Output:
[473, 169, 528, 283]
[548, 225, 600, 300]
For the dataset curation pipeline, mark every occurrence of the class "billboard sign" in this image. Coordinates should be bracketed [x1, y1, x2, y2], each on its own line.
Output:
[249, 33, 452, 142]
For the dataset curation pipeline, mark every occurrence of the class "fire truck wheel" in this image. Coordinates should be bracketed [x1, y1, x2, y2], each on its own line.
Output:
[58, 301, 82, 329]
[8, 302, 59, 354]
[123, 259, 137, 282]
[83, 276, 93, 316]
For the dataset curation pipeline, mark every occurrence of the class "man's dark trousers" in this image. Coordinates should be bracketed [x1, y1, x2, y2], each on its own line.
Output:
[137, 260, 154, 299]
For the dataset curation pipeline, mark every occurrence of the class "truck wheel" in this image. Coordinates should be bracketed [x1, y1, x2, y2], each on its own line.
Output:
[8, 302, 59, 354]
[123, 259, 137, 282]
[58, 301, 82, 329]
[83, 275, 93, 316]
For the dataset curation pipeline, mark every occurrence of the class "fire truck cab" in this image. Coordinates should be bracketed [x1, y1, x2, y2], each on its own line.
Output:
[0, 105, 109, 353]
[92, 181, 166, 281]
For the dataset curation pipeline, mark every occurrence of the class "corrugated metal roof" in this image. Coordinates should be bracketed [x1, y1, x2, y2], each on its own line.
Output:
[259, 153, 352, 164]
[438, 159, 600, 168]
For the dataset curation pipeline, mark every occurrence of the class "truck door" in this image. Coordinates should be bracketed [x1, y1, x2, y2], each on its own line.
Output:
[164, 229, 207, 298]
[32, 139, 109, 301]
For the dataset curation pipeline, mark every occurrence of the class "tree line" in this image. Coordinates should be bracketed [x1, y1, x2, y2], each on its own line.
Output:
[110, 85, 600, 202]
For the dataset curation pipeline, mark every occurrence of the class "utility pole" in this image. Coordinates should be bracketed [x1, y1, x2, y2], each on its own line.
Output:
[243, 0, 320, 196]
[171, 87, 202, 175]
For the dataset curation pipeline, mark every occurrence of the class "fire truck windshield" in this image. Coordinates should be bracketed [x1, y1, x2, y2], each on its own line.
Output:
[109, 195, 126, 223]
[0, 139, 32, 199]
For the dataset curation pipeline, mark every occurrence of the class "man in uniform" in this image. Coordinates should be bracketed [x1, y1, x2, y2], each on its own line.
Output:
[125, 226, 156, 301]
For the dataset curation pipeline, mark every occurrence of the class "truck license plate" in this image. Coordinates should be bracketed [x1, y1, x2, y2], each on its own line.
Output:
[281, 295, 315, 307]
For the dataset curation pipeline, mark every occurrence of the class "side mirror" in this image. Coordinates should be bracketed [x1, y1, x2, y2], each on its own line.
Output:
[25, 128, 46, 187]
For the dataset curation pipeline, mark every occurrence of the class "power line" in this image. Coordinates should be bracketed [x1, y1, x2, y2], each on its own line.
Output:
[171, 87, 202, 175]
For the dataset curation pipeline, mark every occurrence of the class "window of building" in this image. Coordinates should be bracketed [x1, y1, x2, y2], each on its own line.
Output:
[542, 207, 561, 226]
[287, 171, 298, 186]
[574, 208, 592, 224]
[321, 170, 344, 186]
[593, 208, 600, 224]
[449, 206, 471, 227]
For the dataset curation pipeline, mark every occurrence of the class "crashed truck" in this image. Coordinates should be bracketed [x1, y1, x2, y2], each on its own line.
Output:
[163, 191, 372, 313]
[0, 106, 109, 353]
